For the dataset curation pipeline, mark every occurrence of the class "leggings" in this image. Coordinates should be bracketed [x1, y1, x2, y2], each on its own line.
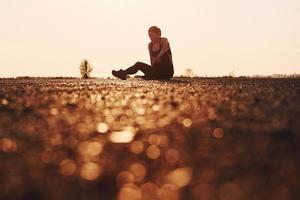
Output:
[123, 62, 173, 79]
[123, 62, 152, 76]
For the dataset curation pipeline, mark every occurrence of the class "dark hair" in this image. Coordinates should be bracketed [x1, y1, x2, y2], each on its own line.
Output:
[148, 26, 161, 35]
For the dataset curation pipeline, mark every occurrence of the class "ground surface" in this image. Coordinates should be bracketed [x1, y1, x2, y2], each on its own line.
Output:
[0, 77, 299, 200]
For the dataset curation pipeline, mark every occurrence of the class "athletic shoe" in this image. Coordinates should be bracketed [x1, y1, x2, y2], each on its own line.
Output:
[112, 69, 127, 80]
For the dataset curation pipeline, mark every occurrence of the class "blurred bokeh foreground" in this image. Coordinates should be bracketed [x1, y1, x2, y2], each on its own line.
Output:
[0, 78, 299, 200]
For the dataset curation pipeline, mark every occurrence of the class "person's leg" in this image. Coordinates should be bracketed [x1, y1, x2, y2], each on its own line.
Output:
[123, 62, 152, 76]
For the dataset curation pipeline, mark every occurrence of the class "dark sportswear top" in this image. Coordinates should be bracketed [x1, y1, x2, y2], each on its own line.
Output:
[149, 38, 174, 78]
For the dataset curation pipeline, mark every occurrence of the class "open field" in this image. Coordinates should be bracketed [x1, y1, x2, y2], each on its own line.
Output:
[0, 77, 299, 200]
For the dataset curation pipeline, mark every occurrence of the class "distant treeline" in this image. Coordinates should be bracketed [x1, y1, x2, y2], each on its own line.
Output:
[177, 74, 300, 78]
[17, 76, 78, 79]
[0, 74, 299, 80]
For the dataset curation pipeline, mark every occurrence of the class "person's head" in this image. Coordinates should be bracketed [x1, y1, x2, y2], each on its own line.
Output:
[148, 26, 161, 42]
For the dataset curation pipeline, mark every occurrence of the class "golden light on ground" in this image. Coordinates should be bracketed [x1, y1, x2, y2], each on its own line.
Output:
[148, 134, 161, 145]
[97, 122, 109, 133]
[159, 135, 169, 147]
[208, 108, 217, 120]
[129, 163, 146, 182]
[40, 151, 56, 164]
[59, 159, 77, 176]
[182, 118, 193, 127]
[49, 107, 58, 115]
[126, 109, 134, 116]
[130, 141, 144, 154]
[136, 107, 146, 115]
[152, 104, 160, 111]
[166, 167, 193, 188]
[141, 182, 159, 199]
[78, 141, 103, 156]
[110, 126, 136, 143]
[63, 136, 79, 148]
[1, 99, 9, 105]
[118, 185, 141, 200]
[50, 134, 63, 146]
[116, 171, 135, 187]
[0, 138, 17, 153]
[165, 148, 180, 164]
[80, 162, 102, 181]
[213, 128, 224, 139]
[1, 75, 300, 199]
[146, 145, 160, 159]
[158, 184, 180, 200]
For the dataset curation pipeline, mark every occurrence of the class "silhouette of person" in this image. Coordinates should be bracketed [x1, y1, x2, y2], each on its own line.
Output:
[112, 26, 174, 80]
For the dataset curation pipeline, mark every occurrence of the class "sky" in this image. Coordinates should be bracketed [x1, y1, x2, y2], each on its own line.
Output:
[0, 0, 299, 77]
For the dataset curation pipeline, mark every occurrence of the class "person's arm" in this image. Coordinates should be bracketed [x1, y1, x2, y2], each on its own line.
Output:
[148, 42, 155, 66]
[153, 38, 171, 63]
[157, 38, 171, 58]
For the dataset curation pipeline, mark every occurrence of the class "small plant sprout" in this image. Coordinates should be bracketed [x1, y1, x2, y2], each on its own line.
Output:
[80, 59, 93, 79]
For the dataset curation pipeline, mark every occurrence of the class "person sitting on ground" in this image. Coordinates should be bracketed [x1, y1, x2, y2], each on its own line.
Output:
[112, 26, 174, 80]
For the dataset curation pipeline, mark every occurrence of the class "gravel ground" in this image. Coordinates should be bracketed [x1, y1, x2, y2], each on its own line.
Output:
[0, 77, 299, 200]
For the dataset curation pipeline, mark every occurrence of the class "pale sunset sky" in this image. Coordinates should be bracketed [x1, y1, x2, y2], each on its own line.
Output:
[0, 0, 299, 77]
